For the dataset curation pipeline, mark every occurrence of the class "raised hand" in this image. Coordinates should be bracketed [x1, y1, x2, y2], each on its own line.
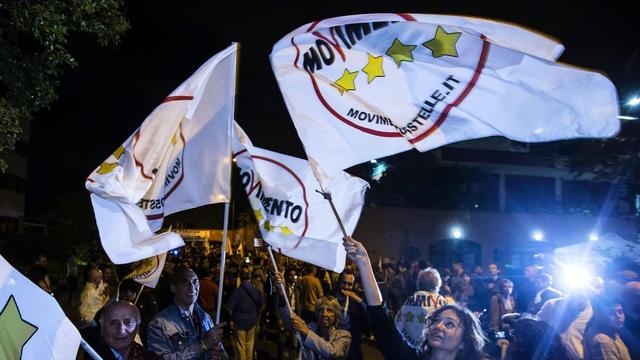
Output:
[343, 236, 369, 264]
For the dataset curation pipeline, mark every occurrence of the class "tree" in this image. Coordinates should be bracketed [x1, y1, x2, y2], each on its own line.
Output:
[0, 0, 128, 171]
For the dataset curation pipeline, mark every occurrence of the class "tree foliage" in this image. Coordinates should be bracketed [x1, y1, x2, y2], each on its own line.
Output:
[0, 0, 128, 171]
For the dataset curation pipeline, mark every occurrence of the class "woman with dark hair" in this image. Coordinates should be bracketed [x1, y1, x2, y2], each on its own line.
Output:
[583, 297, 631, 360]
[344, 236, 486, 360]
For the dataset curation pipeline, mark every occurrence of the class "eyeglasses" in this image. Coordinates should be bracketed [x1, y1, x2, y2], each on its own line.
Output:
[428, 317, 463, 330]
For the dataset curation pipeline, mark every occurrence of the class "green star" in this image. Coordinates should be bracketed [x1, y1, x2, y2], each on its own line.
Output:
[423, 26, 462, 58]
[0, 295, 38, 360]
[386, 38, 417, 67]
[417, 313, 427, 324]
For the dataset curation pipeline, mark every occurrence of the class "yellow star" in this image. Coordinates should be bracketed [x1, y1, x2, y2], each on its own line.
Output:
[0, 295, 38, 360]
[113, 146, 125, 160]
[253, 209, 264, 221]
[171, 134, 177, 145]
[417, 313, 427, 324]
[404, 311, 415, 323]
[263, 220, 273, 231]
[332, 68, 358, 95]
[386, 38, 417, 67]
[362, 54, 385, 83]
[423, 26, 462, 58]
[279, 226, 293, 236]
[97, 162, 118, 175]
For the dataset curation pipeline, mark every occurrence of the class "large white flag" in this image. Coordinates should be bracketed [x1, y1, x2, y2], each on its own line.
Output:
[0, 255, 81, 360]
[233, 124, 368, 272]
[86, 43, 238, 264]
[271, 14, 619, 181]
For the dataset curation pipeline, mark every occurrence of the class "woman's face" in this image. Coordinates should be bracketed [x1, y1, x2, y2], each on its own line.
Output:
[317, 305, 338, 329]
[428, 309, 465, 353]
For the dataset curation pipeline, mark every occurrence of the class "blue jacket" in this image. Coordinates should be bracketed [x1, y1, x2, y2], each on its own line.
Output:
[147, 302, 215, 360]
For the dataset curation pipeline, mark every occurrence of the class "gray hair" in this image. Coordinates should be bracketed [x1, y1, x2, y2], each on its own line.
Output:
[417, 267, 442, 292]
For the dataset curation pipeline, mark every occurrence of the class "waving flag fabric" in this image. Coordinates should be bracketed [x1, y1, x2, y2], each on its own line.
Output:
[86, 43, 238, 264]
[271, 14, 619, 182]
[233, 123, 368, 272]
[123, 253, 167, 288]
[0, 255, 81, 360]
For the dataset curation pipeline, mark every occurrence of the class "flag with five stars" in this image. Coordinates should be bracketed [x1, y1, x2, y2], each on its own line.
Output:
[233, 123, 368, 272]
[0, 255, 81, 360]
[271, 14, 619, 183]
[86, 43, 238, 264]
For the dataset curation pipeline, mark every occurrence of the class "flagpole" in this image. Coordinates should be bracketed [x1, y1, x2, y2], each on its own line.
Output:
[216, 202, 231, 324]
[134, 283, 145, 305]
[81, 339, 104, 360]
[215, 42, 240, 325]
[315, 190, 348, 237]
[266, 246, 303, 349]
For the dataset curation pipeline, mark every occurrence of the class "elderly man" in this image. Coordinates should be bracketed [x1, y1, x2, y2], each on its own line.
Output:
[147, 267, 225, 360]
[98, 301, 161, 360]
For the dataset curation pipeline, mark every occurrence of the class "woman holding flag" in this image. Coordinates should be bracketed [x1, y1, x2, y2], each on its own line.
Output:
[343, 236, 487, 360]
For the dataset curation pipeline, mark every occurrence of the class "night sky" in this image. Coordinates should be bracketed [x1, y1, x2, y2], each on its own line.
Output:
[25, 0, 640, 216]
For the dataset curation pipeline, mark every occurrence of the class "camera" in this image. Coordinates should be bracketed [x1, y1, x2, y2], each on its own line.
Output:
[494, 331, 506, 340]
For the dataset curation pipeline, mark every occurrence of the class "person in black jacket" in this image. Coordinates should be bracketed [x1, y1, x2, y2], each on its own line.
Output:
[344, 236, 487, 360]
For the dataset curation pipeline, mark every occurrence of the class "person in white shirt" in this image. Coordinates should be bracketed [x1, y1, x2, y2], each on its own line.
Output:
[80, 267, 110, 328]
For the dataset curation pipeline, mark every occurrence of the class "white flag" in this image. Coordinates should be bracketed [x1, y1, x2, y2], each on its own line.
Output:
[271, 14, 619, 181]
[86, 43, 238, 264]
[123, 252, 167, 289]
[233, 124, 368, 272]
[0, 255, 81, 360]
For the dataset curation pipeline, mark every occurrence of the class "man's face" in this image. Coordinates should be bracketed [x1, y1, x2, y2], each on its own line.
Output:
[286, 270, 297, 283]
[102, 304, 138, 352]
[524, 266, 538, 280]
[339, 274, 355, 292]
[171, 271, 200, 307]
[488, 264, 499, 276]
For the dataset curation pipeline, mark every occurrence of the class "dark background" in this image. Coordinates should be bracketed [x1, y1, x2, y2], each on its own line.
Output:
[26, 0, 640, 216]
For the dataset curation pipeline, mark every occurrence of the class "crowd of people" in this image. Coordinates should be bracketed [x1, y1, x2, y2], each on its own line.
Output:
[21, 236, 640, 360]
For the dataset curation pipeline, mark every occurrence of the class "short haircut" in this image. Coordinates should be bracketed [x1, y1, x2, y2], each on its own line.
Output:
[416, 267, 442, 292]
[239, 270, 251, 281]
[500, 278, 514, 287]
[171, 266, 197, 286]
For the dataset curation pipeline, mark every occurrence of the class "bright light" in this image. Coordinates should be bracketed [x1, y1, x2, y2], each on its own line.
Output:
[627, 97, 640, 106]
[617, 115, 638, 120]
[451, 226, 463, 239]
[370, 159, 378, 164]
[560, 264, 593, 290]
[532, 230, 544, 241]
[371, 162, 388, 181]
[589, 232, 599, 241]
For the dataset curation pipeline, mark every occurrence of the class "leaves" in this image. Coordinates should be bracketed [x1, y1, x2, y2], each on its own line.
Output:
[0, 0, 129, 171]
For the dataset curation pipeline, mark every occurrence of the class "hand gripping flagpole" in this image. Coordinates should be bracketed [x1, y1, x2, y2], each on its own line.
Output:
[315, 190, 349, 238]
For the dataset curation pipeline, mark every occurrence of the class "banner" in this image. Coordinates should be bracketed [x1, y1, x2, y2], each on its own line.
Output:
[233, 124, 368, 272]
[271, 14, 619, 182]
[0, 255, 81, 360]
[86, 43, 237, 264]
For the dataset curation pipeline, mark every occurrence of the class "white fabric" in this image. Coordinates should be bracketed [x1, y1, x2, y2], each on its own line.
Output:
[0, 255, 82, 360]
[537, 297, 593, 360]
[86, 44, 238, 264]
[233, 123, 368, 272]
[270, 13, 619, 185]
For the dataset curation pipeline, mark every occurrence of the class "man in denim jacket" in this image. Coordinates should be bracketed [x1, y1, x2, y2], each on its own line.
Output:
[148, 267, 225, 360]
